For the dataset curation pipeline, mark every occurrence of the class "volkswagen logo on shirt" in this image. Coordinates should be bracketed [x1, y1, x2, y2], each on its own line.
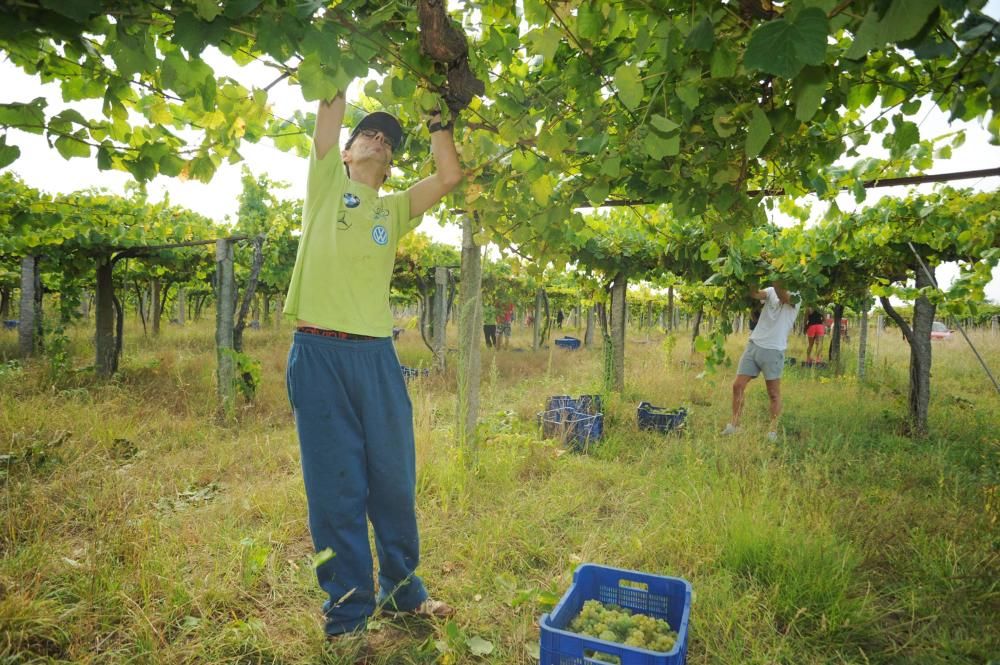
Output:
[371, 225, 389, 246]
[343, 192, 360, 208]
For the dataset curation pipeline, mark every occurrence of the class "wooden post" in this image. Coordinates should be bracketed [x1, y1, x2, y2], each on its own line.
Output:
[78, 290, 90, 320]
[433, 266, 448, 371]
[151, 279, 161, 336]
[857, 301, 869, 381]
[584, 305, 595, 347]
[666, 285, 675, 332]
[533, 288, 543, 351]
[177, 287, 186, 325]
[95, 257, 116, 377]
[216, 239, 236, 420]
[610, 272, 626, 392]
[0, 286, 10, 321]
[18, 256, 38, 359]
[456, 217, 482, 459]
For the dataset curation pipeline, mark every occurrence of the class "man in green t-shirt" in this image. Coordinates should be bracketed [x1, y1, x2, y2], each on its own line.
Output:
[483, 301, 498, 347]
[284, 88, 462, 640]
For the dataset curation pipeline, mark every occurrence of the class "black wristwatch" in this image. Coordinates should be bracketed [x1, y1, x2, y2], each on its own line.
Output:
[427, 117, 453, 133]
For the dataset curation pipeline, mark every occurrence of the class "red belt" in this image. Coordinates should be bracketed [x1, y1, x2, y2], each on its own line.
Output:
[296, 326, 381, 340]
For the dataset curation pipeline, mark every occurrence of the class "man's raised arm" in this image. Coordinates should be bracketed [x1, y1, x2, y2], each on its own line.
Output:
[773, 285, 792, 304]
[406, 111, 463, 218]
[314, 94, 346, 160]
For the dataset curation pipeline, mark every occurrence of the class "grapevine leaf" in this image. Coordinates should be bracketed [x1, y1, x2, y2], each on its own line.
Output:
[710, 47, 737, 78]
[467, 636, 494, 657]
[39, 0, 101, 23]
[888, 119, 919, 157]
[0, 138, 20, 170]
[845, 0, 940, 60]
[649, 114, 679, 134]
[686, 16, 714, 52]
[297, 55, 346, 103]
[614, 64, 644, 111]
[645, 133, 680, 159]
[107, 29, 155, 79]
[530, 174, 554, 205]
[172, 11, 230, 56]
[585, 179, 610, 204]
[676, 84, 700, 110]
[744, 7, 829, 79]
[746, 107, 772, 158]
[577, 2, 604, 41]
[195, 0, 223, 21]
[255, 13, 302, 61]
[0, 99, 47, 135]
[224, 0, 264, 19]
[793, 66, 827, 122]
[54, 132, 91, 159]
[712, 108, 737, 138]
[511, 149, 538, 172]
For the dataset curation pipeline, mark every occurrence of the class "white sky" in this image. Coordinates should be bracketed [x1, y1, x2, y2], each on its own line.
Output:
[1, 10, 998, 301]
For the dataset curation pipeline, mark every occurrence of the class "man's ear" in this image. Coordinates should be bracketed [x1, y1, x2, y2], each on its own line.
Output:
[341, 148, 351, 164]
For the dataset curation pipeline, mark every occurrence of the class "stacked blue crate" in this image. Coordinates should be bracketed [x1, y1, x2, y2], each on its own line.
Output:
[538, 394, 604, 449]
[400, 365, 431, 381]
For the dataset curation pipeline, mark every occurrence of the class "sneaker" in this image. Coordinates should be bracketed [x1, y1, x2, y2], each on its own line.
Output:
[721, 424, 740, 435]
[385, 598, 455, 619]
[767, 431, 778, 442]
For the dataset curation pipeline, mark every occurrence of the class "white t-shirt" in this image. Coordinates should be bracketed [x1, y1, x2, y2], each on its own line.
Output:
[749, 287, 800, 351]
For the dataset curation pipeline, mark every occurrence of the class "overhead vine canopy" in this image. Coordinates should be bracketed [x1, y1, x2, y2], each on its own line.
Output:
[1, 0, 997, 258]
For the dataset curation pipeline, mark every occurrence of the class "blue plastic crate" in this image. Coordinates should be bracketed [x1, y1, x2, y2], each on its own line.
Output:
[538, 408, 568, 438]
[547, 395, 577, 416]
[400, 365, 430, 381]
[565, 412, 603, 450]
[576, 394, 603, 416]
[554, 336, 582, 350]
[637, 403, 687, 434]
[540, 564, 691, 665]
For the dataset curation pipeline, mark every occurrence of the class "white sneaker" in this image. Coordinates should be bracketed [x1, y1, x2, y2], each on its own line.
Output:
[721, 424, 739, 435]
[767, 431, 778, 442]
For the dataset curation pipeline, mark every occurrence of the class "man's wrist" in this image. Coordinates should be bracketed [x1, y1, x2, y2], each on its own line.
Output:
[427, 115, 453, 133]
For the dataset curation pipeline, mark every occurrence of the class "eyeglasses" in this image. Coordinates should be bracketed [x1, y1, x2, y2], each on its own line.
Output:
[358, 129, 395, 151]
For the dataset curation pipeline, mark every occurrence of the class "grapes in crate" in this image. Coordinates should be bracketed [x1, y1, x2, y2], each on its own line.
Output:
[568, 599, 678, 655]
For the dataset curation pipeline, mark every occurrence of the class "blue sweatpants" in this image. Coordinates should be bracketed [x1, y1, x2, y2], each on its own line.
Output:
[286, 331, 427, 635]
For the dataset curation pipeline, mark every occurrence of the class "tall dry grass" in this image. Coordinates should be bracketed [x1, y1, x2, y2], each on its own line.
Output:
[1, 318, 997, 664]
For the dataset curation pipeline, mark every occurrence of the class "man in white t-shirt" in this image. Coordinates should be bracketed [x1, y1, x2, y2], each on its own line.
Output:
[722, 282, 800, 441]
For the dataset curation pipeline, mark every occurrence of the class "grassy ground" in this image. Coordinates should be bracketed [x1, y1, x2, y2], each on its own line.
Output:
[1, 318, 998, 664]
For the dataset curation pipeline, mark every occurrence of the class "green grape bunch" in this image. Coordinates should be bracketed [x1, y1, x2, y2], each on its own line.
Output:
[568, 599, 678, 654]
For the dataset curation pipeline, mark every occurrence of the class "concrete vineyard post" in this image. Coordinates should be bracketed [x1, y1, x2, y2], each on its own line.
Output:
[18, 256, 38, 359]
[456, 216, 482, 459]
[215, 239, 236, 421]
[433, 266, 448, 371]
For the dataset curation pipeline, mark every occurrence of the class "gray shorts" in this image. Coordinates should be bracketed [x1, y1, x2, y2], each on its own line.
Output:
[737, 341, 785, 380]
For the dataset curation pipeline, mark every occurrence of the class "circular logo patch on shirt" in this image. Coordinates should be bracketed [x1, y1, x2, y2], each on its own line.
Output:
[343, 192, 360, 208]
[371, 225, 389, 246]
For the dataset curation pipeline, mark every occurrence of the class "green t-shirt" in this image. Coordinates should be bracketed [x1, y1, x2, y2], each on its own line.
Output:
[284, 145, 420, 336]
[483, 302, 498, 324]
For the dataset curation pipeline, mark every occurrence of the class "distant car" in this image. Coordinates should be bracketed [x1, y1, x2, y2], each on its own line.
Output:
[930, 321, 953, 340]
